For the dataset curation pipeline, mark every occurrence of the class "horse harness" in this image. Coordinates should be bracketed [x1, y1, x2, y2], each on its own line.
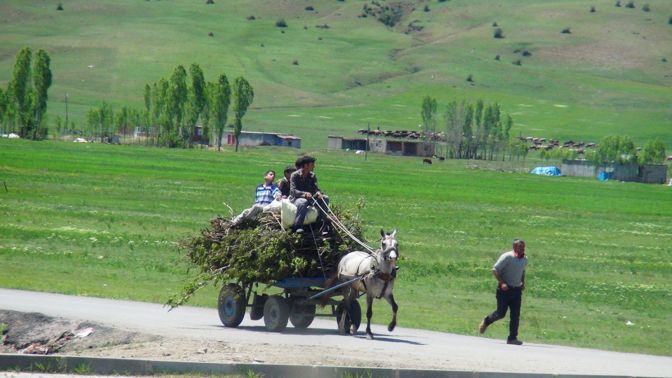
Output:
[357, 248, 396, 299]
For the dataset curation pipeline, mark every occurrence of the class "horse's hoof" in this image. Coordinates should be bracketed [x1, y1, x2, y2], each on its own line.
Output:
[366, 333, 374, 340]
[388, 323, 396, 332]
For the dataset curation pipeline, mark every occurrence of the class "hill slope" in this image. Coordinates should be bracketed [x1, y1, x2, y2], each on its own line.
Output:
[1, 0, 671, 148]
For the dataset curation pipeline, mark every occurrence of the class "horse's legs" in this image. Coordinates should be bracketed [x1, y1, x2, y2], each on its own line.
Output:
[338, 287, 352, 335]
[385, 293, 398, 332]
[365, 294, 374, 340]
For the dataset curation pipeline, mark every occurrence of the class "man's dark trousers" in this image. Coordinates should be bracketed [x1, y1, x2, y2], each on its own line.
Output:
[484, 287, 522, 341]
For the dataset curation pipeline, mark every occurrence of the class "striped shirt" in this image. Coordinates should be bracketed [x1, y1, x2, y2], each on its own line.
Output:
[255, 183, 280, 205]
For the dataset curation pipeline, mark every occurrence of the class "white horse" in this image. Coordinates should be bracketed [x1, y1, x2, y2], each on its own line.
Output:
[337, 229, 399, 340]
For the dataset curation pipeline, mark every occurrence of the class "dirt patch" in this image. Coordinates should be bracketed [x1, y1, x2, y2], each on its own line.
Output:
[0, 310, 156, 355]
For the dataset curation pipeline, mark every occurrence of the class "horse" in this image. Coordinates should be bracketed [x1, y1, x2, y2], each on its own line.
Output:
[337, 229, 399, 340]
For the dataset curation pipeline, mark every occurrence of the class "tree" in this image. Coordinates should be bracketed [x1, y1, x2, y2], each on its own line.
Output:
[638, 139, 666, 165]
[595, 135, 636, 164]
[143, 84, 151, 114]
[232, 77, 254, 152]
[186, 63, 206, 146]
[166, 65, 188, 142]
[11, 47, 32, 137]
[211, 75, 231, 151]
[421, 96, 437, 152]
[115, 105, 130, 142]
[0, 87, 7, 131]
[32, 49, 52, 139]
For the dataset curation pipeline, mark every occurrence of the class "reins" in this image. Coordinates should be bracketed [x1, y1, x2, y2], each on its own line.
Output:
[310, 197, 377, 254]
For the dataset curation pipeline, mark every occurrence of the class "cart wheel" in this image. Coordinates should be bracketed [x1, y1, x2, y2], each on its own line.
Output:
[289, 302, 316, 329]
[250, 293, 267, 321]
[263, 295, 290, 332]
[336, 300, 361, 335]
[218, 283, 246, 328]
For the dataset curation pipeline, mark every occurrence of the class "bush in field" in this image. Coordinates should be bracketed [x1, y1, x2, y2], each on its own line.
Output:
[594, 135, 637, 164]
[276, 19, 287, 27]
[638, 139, 666, 165]
[561, 27, 571, 34]
[206, 0, 214, 4]
[625, 1, 635, 9]
[494, 28, 504, 38]
[642, 4, 650, 12]
[56, 2, 64, 10]
[668, 15, 672, 24]
[615, 0, 621, 7]
[590, 6, 596, 13]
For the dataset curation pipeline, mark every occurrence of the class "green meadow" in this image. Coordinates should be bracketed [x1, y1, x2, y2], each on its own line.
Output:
[1, 139, 671, 355]
[0, 0, 671, 148]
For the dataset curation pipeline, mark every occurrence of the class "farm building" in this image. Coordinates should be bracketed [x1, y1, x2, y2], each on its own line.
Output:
[561, 160, 667, 184]
[223, 131, 301, 148]
[328, 136, 434, 157]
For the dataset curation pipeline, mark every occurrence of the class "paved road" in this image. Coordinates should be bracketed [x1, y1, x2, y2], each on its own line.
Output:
[1, 288, 670, 377]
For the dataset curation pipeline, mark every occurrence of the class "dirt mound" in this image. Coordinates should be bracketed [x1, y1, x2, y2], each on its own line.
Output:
[0, 310, 156, 354]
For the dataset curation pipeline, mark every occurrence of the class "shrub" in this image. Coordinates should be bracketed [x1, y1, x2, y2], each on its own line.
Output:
[305, 5, 314, 11]
[208, 32, 214, 37]
[642, 4, 650, 12]
[492, 21, 498, 27]
[669, 15, 672, 24]
[466, 74, 474, 82]
[316, 24, 330, 29]
[293, 59, 299, 65]
[663, 57, 668, 62]
[424, 5, 430, 12]
[625, 1, 635, 9]
[247, 15, 256, 20]
[615, 0, 621, 7]
[56, 2, 63, 10]
[494, 28, 504, 38]
[590, 6, 596, 12]
[495, 54, 501, 61]
[206, 0, 214, 4]
[561, 27, 572, 34]
[522, 50, 532, 57]
[638, 139, 666, 165]
[276, 19, 287, 27]
[513, 59, 522, 66]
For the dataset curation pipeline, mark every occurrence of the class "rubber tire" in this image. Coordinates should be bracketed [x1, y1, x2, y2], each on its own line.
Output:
[250, 294, 267, 321]
[289, 302, 316, 329]
[218, 283, 246, 328]
[336, 300, 362, 335]
[263, 295, 290, 332]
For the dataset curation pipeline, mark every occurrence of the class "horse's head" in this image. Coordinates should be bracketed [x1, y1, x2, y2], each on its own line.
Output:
[379, 229, 399, 263]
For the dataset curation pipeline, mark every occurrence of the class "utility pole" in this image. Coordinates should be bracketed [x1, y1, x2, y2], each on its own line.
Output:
[365, 122, 370, 161]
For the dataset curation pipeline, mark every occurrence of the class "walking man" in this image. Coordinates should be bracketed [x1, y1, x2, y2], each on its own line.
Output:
[479, 239, 528, 345]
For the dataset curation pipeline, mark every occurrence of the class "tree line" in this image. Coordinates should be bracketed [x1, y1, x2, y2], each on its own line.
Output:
[422, 96, 527, 161]
[85, 63, 254, 151]
[0, 47, 53, 140]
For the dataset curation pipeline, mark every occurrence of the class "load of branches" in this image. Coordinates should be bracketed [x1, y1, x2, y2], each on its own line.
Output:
[167, 201, 365, 308]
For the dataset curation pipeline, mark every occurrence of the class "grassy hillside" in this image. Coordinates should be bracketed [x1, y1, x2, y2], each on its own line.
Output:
[1, 0, 671, 148]
[1, 139, 671, 355]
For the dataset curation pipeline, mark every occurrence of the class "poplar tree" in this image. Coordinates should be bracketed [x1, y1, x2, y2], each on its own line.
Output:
[11, 47, 32, 137]
[232, 77, 254, 152]
[212, 74, 231, 151]
[32, 49, 52, 139]
[167, 65, 188, 141]
[187, 64, 206, 145]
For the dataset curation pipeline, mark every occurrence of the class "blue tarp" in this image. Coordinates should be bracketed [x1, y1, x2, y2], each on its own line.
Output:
[597, 170, 613, 181]
[530, 166, 561, 176]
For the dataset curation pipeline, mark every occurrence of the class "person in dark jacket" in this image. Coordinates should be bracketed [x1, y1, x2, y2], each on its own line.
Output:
[277, 165, 296, 199]
[289, 155, 329, 233]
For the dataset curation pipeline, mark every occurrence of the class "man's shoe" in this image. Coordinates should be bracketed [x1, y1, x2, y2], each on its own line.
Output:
[507, 339, 523, 345]
[479, 318, 488, 334]
[295, 228, 304, 234]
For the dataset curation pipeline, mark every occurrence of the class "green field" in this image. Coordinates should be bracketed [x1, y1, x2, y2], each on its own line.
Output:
[1, 139, 671, 355]
[1, 0, 672, 148]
